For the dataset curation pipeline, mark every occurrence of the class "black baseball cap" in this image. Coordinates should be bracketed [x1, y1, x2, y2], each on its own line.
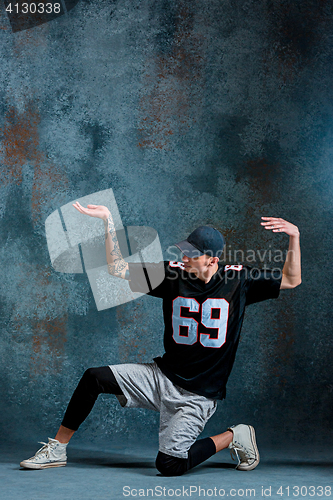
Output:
[175, 226, 225, 258]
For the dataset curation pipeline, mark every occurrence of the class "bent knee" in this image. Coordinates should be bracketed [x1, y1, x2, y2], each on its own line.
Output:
[80, 367, 99, 385]
[83, 367, 100, 380]
[80, 367, 103, 390]
[155, 452, 188, 477]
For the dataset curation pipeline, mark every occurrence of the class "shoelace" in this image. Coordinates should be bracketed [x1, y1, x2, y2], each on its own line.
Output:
[35, 441, 52, 459]
[229, 446, 241, 467]
[230, 444, 255, 467]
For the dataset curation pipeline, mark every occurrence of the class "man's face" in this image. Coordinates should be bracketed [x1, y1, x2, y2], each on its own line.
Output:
[181, 253, 214, 276]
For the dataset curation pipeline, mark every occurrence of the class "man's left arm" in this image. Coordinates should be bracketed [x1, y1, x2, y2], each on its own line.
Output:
[261, 217, 301, 290]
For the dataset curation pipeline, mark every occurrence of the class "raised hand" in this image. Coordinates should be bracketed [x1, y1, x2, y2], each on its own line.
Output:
[261, 217, 299, 237]
[72, 202, 110, 221]
[73, 201, 128, 279]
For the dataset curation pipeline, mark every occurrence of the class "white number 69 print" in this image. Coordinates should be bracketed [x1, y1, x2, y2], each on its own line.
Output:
[172, 297, 229, 348]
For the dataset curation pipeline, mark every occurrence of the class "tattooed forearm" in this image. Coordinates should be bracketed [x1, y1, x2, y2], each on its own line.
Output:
[107, 214, 115, 231]
[104, 214, 115, 239]
[108, 259, 127, 276]
[104, 212, 129, 279]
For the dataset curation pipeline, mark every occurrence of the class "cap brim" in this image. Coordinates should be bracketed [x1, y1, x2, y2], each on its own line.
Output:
[175, 240, 204, 258]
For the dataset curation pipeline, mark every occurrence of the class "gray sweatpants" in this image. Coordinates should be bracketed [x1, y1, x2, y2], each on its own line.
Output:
[110, 361, 217, 459]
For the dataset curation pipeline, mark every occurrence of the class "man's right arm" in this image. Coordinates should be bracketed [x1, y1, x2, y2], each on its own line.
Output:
[72, 201, 129, 280]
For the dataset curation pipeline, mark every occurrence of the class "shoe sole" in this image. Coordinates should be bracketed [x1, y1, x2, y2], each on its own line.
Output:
[236, 425, 260, 471]
[20, 461, 67, 470]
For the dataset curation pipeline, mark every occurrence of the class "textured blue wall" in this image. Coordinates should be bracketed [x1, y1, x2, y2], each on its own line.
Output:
[0, 0, 332, 450]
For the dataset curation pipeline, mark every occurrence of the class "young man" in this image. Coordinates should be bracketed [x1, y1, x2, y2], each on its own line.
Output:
[20, 203, 301, 475]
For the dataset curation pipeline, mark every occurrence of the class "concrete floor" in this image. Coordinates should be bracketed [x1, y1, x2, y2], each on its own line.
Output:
[2, 444, 332, 500]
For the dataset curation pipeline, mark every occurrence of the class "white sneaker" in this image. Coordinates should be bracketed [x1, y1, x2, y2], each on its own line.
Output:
[228, 424, 260, 471]
[20, 438, 67, 469]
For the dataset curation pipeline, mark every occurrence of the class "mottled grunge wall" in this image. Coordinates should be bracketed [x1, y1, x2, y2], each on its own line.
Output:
[0, 0, 332, 450]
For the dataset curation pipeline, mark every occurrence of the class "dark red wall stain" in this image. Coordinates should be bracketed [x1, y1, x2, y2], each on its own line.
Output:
[0, 105, 42, 186]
